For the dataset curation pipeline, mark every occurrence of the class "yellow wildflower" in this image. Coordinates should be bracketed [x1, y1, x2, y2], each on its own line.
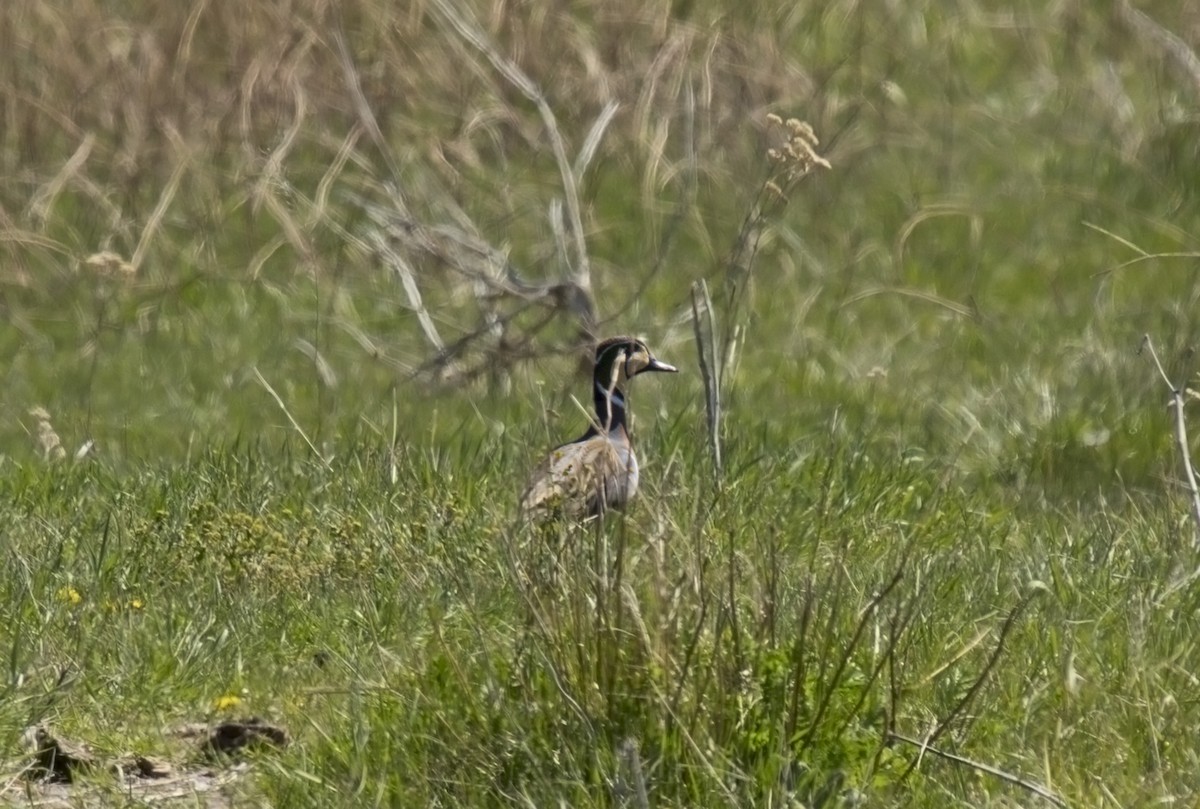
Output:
[56, 587, 82, 605]
[213, 694, 243, 711]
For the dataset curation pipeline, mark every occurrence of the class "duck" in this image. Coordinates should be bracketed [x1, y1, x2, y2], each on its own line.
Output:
[521, 336, 678, 520]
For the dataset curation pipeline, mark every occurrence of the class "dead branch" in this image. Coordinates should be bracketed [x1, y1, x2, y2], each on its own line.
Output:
[428, 0, 598, 337]
[326, 4, 615, 380]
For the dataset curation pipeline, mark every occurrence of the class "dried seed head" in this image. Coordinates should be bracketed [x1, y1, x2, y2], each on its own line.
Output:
[29, 407, 66, 461]
[787, 118, 817, 144]
[764, 113, 831, 183]
[84, 251, 134, 279]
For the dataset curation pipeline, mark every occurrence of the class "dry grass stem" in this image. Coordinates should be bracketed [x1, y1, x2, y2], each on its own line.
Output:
[252, 367, 329, 468]
[29, 134, 95, 224]
[1116, 0, 1200, 96]
[907, 587, 1042, 765]
[1140, 335, 1200, 544]
[129, 136, 189, 278]
[575, 100, 621, 179]
[614, 737, 650, 809]
[690, 280, 722, 476]
[370, 231, 447, 354]
[888, 732, 1069, 809]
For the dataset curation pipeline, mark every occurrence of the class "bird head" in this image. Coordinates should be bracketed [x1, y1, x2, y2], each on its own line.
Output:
[594, 336, 677, 390]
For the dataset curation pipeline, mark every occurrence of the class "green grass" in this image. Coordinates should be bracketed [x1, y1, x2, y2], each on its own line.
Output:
[3, 428, 1199, 805]
[4, 0, 1200, 805]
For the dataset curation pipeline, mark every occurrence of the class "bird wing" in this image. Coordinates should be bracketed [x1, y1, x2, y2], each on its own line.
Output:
[520, 436, 628, 519]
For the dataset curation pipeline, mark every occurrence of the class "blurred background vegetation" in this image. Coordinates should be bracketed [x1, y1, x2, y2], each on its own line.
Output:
[2, 0, 1197, 491]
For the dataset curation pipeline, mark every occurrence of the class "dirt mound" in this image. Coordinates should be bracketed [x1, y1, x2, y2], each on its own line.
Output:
[2, 719, 288, 807]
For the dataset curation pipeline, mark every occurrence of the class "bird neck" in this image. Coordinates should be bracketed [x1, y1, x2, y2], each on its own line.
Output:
[593, 379, 628, 434]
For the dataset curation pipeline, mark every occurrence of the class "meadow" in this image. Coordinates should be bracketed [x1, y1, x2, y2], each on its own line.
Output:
[3, 0, 1200, 805]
